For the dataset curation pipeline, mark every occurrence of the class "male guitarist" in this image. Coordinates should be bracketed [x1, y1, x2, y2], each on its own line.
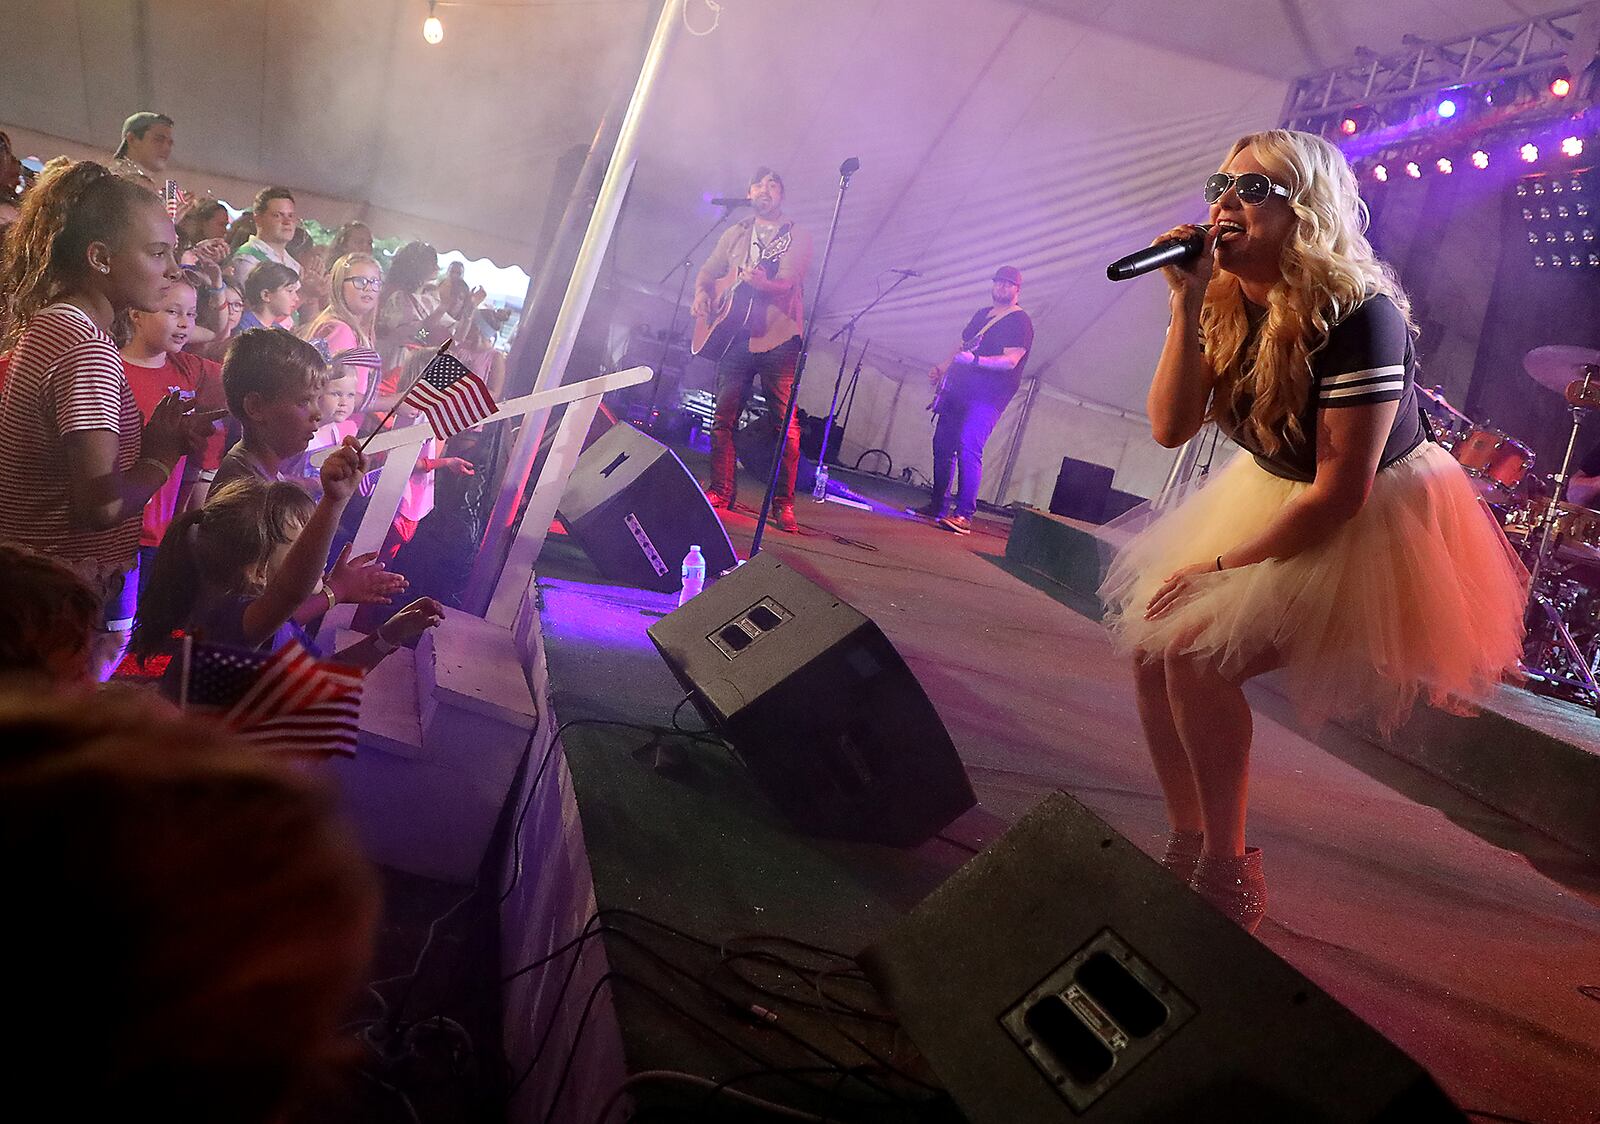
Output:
[690, 167, 814, 532]
[911, 266, 1034, 535]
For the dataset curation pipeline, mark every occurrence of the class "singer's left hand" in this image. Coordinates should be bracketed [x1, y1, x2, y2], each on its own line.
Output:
[1144, 561, 1216, 621]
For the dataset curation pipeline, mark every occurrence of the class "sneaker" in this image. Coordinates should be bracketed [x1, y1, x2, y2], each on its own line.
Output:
[906, 502, 944, 520]
[937, 514, 972, 535]
[774, 504, 798, 533]
[704, 490, 731, 510]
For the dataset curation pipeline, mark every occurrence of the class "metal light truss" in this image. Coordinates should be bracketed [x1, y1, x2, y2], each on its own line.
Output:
[1281, 6, 1600, 128]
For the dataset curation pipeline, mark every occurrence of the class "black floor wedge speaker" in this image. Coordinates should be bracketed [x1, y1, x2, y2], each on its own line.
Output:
[646, 553, 976, 846]
[557, 422, 737, 594]
[859, 792, 1466, 1124]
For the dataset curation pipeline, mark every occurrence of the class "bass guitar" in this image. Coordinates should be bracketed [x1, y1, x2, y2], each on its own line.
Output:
[927, 308, 1020, 414]
[692, 224, 794, 361]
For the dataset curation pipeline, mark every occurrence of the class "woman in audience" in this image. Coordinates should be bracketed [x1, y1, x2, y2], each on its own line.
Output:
[0, 689, 379, 1123]
[0, 160, 219, 678]
[176, 199, 230, 252]
[327, 220, 374, 265]
[237, 260, 300, 333]
[132, 446, 440, 671]
[376, 241, 485, 375]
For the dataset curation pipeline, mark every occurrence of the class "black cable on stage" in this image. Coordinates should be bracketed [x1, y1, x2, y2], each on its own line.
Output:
[503, 914, 929, 1118]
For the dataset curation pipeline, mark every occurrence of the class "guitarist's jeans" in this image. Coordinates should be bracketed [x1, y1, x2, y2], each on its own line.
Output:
[711, 337, 801, 504]
[931, 393, 1007, 518]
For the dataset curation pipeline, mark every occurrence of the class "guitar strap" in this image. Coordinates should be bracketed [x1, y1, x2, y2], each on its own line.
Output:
[964, 306, 1023, 350]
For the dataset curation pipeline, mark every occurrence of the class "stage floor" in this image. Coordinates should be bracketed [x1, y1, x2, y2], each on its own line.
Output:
[534, 455, 1600, 1123]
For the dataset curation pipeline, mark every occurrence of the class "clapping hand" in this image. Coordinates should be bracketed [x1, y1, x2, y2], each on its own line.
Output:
[325, 543, 409, 605]
[377, 597, 446, 646]
[143, 391, 226, 465]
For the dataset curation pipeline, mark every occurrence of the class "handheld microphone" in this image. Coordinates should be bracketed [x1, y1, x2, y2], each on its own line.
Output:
[1106, 225, 1212, 282]
[708, 196, 752, 208]
[889, 268, 922, 276]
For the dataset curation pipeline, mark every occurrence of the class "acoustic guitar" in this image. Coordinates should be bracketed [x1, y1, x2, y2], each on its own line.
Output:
[691, 224, 794, 361]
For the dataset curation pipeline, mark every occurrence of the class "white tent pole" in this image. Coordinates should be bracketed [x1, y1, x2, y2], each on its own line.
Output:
[464, 0, 683, 613]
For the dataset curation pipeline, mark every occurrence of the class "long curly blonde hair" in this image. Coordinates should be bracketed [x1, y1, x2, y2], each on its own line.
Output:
[1203, 130, 1414, 455]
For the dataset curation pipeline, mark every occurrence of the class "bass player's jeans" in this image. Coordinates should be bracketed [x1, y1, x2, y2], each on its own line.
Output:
[930, 392, 1007, 519]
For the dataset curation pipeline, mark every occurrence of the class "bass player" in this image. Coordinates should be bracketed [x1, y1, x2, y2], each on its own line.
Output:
[912, 266, 1034, 534]
[690, 167, 814, 532]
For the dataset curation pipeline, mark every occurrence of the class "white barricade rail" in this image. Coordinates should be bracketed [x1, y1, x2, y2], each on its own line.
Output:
[310, 365, 652, 631]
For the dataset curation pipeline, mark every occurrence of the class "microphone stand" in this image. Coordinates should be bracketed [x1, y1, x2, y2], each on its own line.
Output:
[647, 205, 738, 431]
[751, 157, 859, 555]
[812, 271, 914, 486]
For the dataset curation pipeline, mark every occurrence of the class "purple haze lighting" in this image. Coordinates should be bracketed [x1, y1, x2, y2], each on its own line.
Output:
[1437, 98, 1458, 118]
[1471, 150, 1491, 169]
[1521, 143, 1540, 163]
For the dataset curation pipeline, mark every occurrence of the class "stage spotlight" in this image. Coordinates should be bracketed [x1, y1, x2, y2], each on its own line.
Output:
[1373, 164, 1389, 182]
[1437, 158, 1454, 174]
[1340, 117, 1359, 136]
[1551, 75, 1572, 98]
[1437, 98, 1458, 118]
[1521, 143, 1540, 163]
[1562, 136, 1584, 157]
[1405, 161, 1422, 178]
[1471, 149, 1491, 169]
[1534, 255, 1546, 267]
[423, 0, 443, 43]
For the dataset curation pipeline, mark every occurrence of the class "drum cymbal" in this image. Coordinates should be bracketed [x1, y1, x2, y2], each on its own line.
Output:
[1524, 345, 1600, 392]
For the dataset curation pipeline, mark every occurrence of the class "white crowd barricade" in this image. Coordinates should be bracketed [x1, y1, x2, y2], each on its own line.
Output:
[309, 365, 653, 632]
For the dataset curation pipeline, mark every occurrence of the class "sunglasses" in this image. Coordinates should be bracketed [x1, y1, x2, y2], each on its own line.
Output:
[344, 276, 383, 291]
[1204, 172, 1291, 206]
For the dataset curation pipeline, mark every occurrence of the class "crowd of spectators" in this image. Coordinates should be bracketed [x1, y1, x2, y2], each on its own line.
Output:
[0, 109, 517, 1116]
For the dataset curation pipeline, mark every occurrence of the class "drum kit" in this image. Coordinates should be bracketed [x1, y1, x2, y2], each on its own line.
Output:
[1426, 346, 1600, 708]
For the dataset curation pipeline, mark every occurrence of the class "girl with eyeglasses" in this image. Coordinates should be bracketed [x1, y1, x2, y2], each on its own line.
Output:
[298, 252, 383, 415]
[1099, 130, 1526, 933]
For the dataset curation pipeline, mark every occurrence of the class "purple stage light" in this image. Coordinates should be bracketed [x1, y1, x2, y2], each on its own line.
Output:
[1405, 161, 1422, 179]
[1436, 158, 1454, 175]
[1471, 150, 1490, 169]
[1521, 143, 1540, 163]
[1373, 164, 1389, 182]
[1340, 117, 1358, 136]
[1561, 136, 1584, 158]
[1437, 98, 1457, 118]
[1552, 76, 1572, 98]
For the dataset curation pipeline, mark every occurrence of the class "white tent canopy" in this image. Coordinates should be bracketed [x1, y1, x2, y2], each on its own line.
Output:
[1, 0, 1575, 500]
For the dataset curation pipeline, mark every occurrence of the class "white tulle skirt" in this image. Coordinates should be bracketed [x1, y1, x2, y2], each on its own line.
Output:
[1099, 441, 1528, 732]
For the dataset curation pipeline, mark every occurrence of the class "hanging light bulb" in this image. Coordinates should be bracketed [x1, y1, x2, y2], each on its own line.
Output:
[423, 0, 444, 44]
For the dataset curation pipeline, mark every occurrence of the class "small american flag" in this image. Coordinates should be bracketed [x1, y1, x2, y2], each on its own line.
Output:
[184, 639, 365, 760]
[402, 350, 497, 440]
[332, 345, 384, 370]
[311, 337, 384, 371]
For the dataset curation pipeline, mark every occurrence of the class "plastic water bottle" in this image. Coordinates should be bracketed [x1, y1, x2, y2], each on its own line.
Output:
[679, 545, 706, 606]
[811, 462, 830, 502]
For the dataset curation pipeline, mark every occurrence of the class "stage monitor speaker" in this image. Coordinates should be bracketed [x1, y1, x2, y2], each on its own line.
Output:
[646, 553, 976, 846]
[558, 423, 737, 594]
[859, 792, 1466, 1124]
[1049, 456, 1114, 523]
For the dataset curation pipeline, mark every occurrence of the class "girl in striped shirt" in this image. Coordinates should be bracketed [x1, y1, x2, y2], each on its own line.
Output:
[0, 160, 220, 677]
